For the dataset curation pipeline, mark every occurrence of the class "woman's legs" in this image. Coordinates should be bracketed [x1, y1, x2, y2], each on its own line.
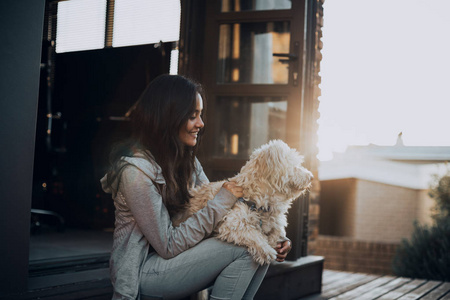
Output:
[139, 238, 269, 300]
[241, 261, 269, 300]
[210, 248, 268, 300]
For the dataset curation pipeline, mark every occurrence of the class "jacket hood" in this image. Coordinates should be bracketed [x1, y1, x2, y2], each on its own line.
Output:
[100, 151, 166, 196]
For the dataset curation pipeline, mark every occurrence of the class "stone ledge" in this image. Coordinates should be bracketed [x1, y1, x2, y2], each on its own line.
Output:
[255, 255, 324, 300]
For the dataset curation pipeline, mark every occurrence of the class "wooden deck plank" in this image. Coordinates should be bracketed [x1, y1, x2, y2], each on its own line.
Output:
[329, 276, 395, 300]
[304, 270, 450, 300]
[440, 288, 450, 300]
[322, 270, 355, 286]
[322, 273, 370, 293]
[322, 273, 378, 299]
[357, 277, 412, 299]
[321, 270, 342, 285]
[396, 280, 442, 300]
[420, 282, 450, 300]
[377, 279, 426, 299]
[322, 270, 347, 285]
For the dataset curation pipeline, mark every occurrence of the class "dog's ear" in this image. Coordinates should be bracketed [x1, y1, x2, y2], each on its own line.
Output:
[241, 140, 292, 180]
[264, 143, 284, 170]
[252, 140, 287, 181]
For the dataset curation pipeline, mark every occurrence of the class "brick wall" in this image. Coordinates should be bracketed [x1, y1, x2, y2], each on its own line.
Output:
[354, 180, 420, 242]
[319, 178, 432, 243]
[315, 235, 399, 275]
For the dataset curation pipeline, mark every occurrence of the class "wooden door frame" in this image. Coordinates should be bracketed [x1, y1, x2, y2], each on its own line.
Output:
[201, 1, 307, 169]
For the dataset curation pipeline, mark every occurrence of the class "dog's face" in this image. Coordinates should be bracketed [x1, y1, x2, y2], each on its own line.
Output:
[244, 140, 313, 201]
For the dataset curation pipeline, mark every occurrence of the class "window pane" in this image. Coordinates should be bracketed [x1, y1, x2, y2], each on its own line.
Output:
[217, 22, 290, 84]
[170, 49, 179, 75]
[56, 0, 106, 53]
[221, 0, 292, 12]
[113, 0, 180, 48]
[214, 96, 287, 158]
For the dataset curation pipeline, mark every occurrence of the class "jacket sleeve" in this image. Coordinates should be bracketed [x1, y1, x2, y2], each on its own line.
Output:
[118, 165, 236, 259]
[194, 157, 209, 186]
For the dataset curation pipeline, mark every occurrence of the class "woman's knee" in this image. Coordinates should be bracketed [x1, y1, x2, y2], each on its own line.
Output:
[212, 238, 251, 260]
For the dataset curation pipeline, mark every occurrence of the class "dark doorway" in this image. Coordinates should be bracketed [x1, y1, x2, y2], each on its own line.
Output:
[30, 42, 172, 270]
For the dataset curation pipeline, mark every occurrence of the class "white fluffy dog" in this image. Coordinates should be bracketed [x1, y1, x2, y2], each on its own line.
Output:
[173, 140, 313, 265]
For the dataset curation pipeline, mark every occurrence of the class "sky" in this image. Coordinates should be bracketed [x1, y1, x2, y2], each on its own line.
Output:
[317, 0, 450, 160]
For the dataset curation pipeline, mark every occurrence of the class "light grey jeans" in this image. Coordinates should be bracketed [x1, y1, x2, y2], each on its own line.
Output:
[139, 238, 269, 300]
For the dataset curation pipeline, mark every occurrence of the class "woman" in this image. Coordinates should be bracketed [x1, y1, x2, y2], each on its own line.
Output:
[101, 75, 291, 300]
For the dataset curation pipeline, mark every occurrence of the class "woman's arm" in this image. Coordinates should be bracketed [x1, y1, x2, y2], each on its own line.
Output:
[119, 166, 237, 259]
[194, 158, 243, 198]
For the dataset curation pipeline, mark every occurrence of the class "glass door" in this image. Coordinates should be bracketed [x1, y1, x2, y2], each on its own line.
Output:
[201, 0, 307, 179]
[199, 0, 312, 260]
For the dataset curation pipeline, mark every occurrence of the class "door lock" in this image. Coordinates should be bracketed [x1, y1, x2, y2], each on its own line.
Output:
[273, 41, 300, 86]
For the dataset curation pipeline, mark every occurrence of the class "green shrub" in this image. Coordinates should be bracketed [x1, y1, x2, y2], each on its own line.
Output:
[392, 220, 450, 280]
[429, 174, 450, 222]
[392, 173, 450, 281]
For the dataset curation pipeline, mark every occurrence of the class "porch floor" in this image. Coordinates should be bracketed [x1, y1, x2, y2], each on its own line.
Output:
[27, 229, 450, 300]
[302, 269, 450, 300]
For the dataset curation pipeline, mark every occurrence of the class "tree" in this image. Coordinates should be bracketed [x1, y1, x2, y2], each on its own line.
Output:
[392, 173, 450, 281]
[429, 173, 450, 222]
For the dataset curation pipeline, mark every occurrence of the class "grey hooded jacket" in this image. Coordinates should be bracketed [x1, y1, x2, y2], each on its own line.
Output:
[100, 152, 236, 299]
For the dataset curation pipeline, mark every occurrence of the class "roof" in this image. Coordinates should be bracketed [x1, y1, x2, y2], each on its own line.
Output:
[342, 144, 450, 162]
[319, 142, 449, 189]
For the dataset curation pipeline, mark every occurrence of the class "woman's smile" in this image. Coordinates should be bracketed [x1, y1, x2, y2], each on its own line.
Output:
[179, 93, 204, 147]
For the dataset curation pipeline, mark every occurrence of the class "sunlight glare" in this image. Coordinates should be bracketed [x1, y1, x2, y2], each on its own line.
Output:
[318, 0, 450, 161]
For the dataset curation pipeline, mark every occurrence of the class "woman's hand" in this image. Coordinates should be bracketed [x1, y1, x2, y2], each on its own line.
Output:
[275, 239, 292, 262]
[222, 181, 244, 198]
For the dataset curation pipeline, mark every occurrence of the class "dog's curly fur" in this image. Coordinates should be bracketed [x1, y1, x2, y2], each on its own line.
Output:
[173, 140, 313, 265]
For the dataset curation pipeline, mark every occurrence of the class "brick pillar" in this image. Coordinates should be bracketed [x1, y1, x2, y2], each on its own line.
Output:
[306, 0, 325, 255]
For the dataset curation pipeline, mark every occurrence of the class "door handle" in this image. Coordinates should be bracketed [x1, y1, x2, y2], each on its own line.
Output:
[273, 53, 298, 59]
[273, 53, 298, 64]
[273, 41, 300, 86]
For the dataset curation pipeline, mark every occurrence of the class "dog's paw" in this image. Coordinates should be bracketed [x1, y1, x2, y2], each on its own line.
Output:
[250, 244, 277, 265]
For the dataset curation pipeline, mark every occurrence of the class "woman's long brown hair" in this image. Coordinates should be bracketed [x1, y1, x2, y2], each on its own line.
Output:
[105, 74, 205, 216]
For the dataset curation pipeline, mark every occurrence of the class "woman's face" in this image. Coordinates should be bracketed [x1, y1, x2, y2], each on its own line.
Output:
[178, 93, 204, 147]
